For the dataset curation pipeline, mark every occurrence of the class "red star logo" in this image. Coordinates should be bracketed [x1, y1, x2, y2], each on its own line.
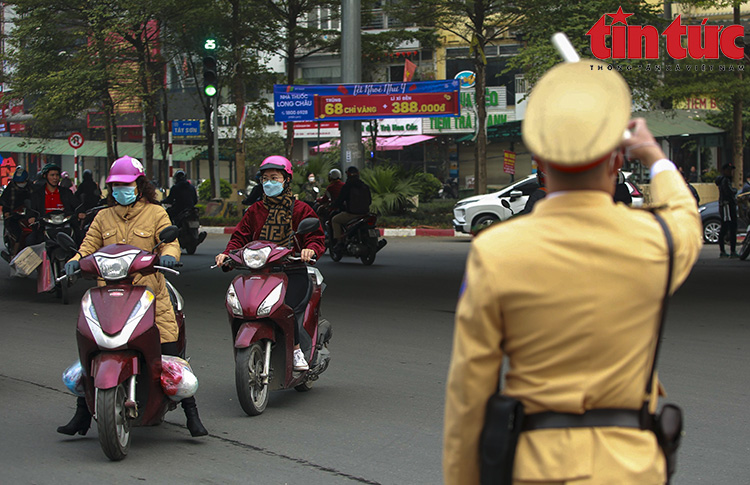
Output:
[607, 6, 634, 25]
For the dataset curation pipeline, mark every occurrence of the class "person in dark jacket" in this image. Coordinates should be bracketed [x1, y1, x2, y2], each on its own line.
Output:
[242, 171, 263, 206]
[215, 156, 325, 372]
[716, 162, 738, 258]
[162, 170, 198, 223]
[331, 166, 372, 249]
[521, 165, 548, 215]
[1, 167, 32, 261]
[76, 169, 102, 211]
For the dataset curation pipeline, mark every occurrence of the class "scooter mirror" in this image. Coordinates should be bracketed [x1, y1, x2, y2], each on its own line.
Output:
[295, 217, 321, 236]
[159, 225, 179, 244]
[57, 232, 77, 252]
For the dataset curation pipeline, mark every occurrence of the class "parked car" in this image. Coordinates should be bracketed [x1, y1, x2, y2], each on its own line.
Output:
[452, 172, 644, 234]
[699, 200, 749, 244]
[452, 175, 539, 234]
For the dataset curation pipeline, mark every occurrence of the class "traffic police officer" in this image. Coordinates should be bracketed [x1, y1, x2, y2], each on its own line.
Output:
[443, 60, 702, 484]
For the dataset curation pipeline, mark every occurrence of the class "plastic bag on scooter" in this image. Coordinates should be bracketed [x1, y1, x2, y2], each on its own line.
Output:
[160, 356, 199, 401]
[62, 361, 85, 397]
[9, 243, 44, 278]
[36, 247, 54, 293]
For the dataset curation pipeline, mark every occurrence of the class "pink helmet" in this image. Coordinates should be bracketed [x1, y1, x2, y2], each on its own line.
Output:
[106, 156, 145, 183]
[259, 155, 293, 178]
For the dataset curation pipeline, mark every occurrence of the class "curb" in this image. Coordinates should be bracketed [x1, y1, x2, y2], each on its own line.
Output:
[202, 226, 471, 237]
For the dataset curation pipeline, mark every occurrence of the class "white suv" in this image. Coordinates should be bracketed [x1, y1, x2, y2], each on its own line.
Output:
[452, 175, 539, 234]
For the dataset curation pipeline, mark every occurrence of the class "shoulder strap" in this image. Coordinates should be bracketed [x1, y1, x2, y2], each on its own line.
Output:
[646, 211, 674, 396]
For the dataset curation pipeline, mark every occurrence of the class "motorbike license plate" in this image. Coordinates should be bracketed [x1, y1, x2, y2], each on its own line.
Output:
[368, 229, 380, 238]
[188, 221, 200, 228]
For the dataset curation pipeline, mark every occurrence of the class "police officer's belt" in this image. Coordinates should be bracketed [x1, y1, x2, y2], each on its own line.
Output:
[522, 409, 642, 431]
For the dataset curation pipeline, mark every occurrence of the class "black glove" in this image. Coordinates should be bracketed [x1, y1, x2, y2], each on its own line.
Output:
[160, 255, 177, 268]
[65, 260, 80, 277]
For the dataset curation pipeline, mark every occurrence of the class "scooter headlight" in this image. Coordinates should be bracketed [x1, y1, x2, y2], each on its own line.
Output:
[94, 251, 139, 280]
[242, 246, 272, 269]
[226, 284, 243, 316]
[257, 283, 283, 317]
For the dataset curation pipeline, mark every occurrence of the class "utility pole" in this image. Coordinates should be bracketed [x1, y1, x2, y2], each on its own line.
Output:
[340, 0, 363, 171]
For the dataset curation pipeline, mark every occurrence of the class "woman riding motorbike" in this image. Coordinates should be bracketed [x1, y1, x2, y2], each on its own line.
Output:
[215, 155, 325, 371]
[57, 156, 208, 438]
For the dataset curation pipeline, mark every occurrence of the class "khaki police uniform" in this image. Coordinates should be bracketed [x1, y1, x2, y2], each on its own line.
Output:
[443, 61, 702, 484]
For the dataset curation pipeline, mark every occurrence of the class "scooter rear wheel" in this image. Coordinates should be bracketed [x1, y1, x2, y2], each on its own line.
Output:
[235, 343, 269, 416]
[97, 384, 131, 461]
[740, 235, 750, 260]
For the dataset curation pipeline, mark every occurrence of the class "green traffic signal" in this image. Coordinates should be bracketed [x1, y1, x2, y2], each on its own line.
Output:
[203, 56, 217, 97]
[204, 38, 216, 50]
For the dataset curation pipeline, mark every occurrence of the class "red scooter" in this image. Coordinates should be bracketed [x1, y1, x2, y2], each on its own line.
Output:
[57, 226, 186, 461]
[216, 218, 332, 416]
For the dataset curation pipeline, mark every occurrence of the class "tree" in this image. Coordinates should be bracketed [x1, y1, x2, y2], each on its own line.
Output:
[391, 0, 522, 195]
[261, 0, 341, 159]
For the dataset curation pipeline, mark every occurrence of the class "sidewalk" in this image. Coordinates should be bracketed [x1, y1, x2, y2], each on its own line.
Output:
[202, 226, 471, 237]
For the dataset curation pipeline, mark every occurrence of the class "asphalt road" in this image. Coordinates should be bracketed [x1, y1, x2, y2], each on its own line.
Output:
[0, 233, 747, 484]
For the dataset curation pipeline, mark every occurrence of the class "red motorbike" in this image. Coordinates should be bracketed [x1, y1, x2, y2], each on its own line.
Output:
[57, 226, 186, 460]
[216, 218, 332, 416]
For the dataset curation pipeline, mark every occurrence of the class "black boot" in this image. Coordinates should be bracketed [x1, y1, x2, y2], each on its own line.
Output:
[57, 396, 91, 436]
[181, 397, 208, 437]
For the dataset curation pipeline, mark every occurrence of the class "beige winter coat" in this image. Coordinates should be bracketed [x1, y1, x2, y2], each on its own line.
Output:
[72, 200, 181, 343]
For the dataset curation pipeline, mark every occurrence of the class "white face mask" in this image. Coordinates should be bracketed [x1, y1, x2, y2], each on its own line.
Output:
[308, 176, 315, 183]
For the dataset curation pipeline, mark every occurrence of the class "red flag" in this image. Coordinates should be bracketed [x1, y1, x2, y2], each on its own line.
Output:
[403, 59, 417, 82]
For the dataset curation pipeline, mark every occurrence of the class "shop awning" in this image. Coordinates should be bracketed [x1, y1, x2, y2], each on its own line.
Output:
[631, 110, 725, 138]
[310, 135, 435, 153]
[0, 136, 205, 162]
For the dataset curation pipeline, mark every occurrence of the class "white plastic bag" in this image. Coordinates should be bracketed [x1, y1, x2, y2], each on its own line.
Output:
[160, 356, 199, 401]
[62, 361, 85, 397]
[9, 243, 45, 278]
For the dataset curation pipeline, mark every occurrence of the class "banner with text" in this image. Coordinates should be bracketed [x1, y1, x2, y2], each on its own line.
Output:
[274, 80, 460, 122]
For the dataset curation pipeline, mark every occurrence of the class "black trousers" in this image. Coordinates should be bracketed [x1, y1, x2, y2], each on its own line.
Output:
[284, 270, 310, 345]
[719, 204, 737, 253]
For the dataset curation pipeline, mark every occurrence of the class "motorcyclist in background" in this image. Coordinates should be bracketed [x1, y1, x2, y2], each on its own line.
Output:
[242, 171, 263, 206]
[76, 169, 102, 211]
[314, 168, 345, 222]
[299, 172, 320, 208]
[215, 155, 325, 372]
[59, 171, 75, 191]
[57, 156, 208, 438]
[1, 167, 32, 261]
[162, 170, 198, 223]
[331, 166, 372, 251]
[27, 163, 85, 245]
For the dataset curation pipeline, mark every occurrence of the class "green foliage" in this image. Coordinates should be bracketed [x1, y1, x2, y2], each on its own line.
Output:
[360, 165, 419, 215]
[290, 155, 338, 196]
[701, 169, 720, 183]
[377, 200, 454, 228]
[506, 1, 664, 104]
[244, 131, 286, 177]
[199, 215, 242, 227]
[411, 172, 442, 203]
[198, 179, 232, 200]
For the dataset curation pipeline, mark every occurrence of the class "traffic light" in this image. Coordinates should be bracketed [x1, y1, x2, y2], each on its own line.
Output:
[203, 56, 217, 97]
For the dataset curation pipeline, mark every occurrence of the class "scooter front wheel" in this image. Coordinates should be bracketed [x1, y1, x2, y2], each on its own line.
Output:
[97, 384, 131, 461]
[235, 343, 269, 416]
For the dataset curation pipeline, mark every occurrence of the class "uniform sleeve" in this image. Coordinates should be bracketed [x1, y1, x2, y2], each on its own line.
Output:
[648, 169, 703, 292]
[443, 244, 505, 485]
[154, 205, 181, 260]
[71, 210, 106, 261]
